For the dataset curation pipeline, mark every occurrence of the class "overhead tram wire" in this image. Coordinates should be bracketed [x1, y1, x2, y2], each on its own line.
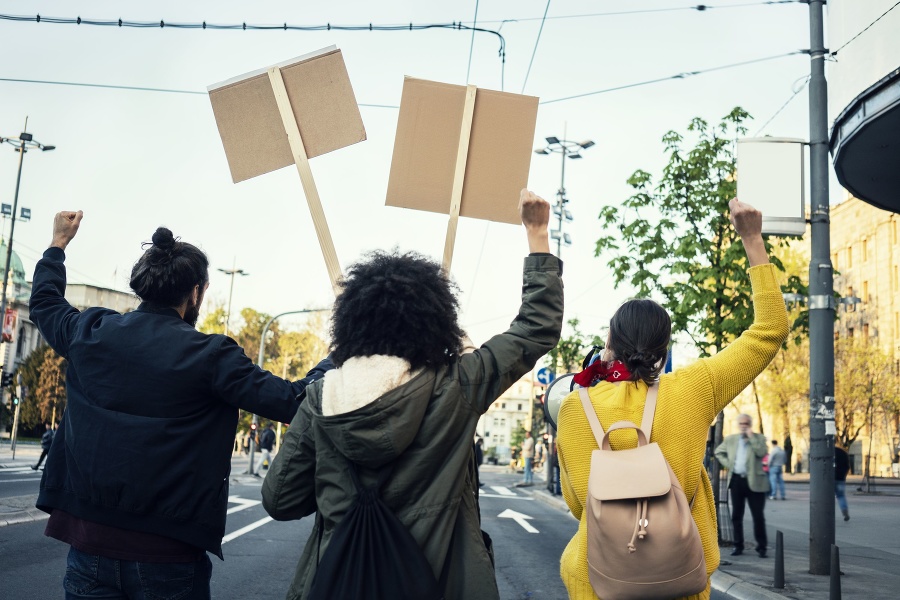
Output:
[540, 50, 804, 105]
[465, 0, 480, 85]
[753, 74, 809, 136]
[830, 0, 900, 57]
[474, 1, 799, 25]
[0, 13, 507, 94]
[520, 0, 552, 94]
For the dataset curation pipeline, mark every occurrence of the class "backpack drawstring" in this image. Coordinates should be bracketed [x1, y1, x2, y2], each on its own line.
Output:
[627, 499, 650, 553]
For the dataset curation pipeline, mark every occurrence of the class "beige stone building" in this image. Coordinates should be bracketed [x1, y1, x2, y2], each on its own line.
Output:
[829, 194, 900, 475]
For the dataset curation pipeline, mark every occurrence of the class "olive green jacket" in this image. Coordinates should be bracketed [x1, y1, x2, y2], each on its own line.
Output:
[715, 432, 771, 493]
[262, 254, 564, 600]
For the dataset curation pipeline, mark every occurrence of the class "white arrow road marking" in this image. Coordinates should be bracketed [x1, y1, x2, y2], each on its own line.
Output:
[221, 516, 273, 544]
[226, 495, 262, 515]
[490, 486, 516, 496]
[498, 509, 539, 533]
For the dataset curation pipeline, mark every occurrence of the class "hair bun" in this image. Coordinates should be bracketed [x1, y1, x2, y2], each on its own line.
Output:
[151, 227, 176, 251]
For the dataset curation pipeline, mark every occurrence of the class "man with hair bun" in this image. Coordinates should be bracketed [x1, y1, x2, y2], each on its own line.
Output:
[29, 210, 331, 599]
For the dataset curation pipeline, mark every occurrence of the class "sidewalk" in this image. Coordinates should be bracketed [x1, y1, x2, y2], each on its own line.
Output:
[521, 473, 899, 600]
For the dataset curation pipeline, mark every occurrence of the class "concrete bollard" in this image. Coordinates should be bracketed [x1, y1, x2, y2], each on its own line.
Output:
[830, 544, 841, 600]
[774, 530, 785, 588]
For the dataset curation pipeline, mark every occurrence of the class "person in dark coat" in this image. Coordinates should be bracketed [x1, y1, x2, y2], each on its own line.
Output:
[30, 210, 331, 599]
[835, 443, 851, 521]
[31, 423, 55, 470]
[262, 189, 564, 600]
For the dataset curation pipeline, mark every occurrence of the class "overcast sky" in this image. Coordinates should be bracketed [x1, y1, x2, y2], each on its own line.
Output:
[0, 0, 835, 360]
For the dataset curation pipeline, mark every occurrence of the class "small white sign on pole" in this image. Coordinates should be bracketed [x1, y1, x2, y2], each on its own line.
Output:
[737, 137, 806, 236]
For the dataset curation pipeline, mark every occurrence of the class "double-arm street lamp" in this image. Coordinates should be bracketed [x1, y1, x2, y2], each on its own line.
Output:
[0, 127, 54, 349]
[217, 261, 248, 337]
[534, 136, 595, 257]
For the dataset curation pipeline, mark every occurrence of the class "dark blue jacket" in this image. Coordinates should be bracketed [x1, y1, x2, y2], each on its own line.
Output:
[30, 246, 332, 558]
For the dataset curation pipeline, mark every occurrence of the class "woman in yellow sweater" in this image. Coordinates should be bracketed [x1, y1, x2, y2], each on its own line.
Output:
[556, 198, 789, 600]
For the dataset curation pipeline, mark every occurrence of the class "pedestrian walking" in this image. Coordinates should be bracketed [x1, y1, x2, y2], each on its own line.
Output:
[556, 199, 788, 599]
[254, 423, 277, 474]
[835, 442, 851, 521]
[262, 189, 563, 600]
[31, 423, 55, 470]
[30, 211, 332, 599]
[768, 439, 787, 500]
[520, 431, 535, 486]
[715, 415, 770, 557]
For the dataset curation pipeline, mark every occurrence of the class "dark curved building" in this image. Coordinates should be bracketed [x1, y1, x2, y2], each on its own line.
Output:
[829, 2, 900, 214]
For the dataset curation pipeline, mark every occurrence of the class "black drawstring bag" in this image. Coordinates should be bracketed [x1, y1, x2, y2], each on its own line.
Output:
[307, 461, 444, 600]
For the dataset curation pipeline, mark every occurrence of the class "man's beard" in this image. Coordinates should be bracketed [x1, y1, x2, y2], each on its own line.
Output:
[183, 299, 201, 328]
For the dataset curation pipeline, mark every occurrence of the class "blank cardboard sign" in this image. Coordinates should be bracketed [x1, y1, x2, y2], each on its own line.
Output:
[737, 137, 806, 236]
[208, 46, 366, 184]
[386, 77, 539, 225]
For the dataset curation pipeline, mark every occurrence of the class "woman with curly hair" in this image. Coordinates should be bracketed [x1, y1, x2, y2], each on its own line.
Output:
[262, 189, 564, 600]
[556, 199, 789, 600]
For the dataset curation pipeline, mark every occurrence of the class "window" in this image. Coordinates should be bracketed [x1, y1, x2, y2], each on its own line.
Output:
[500, 418, 506, 427]
[848, 327, 854, 338]
[833, 253, 839, 270]
[493, 418, 499, 427]
[863, 239, 868, 262]
[848, 246, 853, 268]
[863, 323, 869, 342]
[501, 403, 506, 409]
[847, 286, 856, 312]
[863, 281, 869, 303]
[517, 403, 523, 411]
[895, 266, 898, 292]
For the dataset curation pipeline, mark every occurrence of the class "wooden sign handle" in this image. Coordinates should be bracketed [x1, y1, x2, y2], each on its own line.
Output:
[442, 85, 478, 274]
[267, 67, 342, 296]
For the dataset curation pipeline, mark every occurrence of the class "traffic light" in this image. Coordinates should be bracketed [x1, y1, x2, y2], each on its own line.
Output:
[1, 370, 14, 388]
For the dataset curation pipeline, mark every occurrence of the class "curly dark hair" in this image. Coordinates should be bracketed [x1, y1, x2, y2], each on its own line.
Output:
[330, 250, 464, 369]
[608, 298, 671, 386]
[130, 227, 209, 307]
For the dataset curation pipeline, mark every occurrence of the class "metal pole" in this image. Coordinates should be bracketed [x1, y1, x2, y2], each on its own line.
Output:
[224, 262, 236, 337]
[556, 149, 566, 257]
[247, 308, 328, 475]
[0, 140, 26, 346]
[807, 0, 836, 575]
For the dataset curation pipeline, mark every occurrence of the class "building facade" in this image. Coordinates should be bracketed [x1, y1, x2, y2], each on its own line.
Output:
[476, 375, 535, 463]
[829, 195, 900, 475]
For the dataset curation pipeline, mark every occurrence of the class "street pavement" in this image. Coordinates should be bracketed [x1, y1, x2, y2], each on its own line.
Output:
[3, 441, 898, 599]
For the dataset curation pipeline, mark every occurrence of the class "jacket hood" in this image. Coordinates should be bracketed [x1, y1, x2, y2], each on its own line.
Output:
[304, 355, 436, 469]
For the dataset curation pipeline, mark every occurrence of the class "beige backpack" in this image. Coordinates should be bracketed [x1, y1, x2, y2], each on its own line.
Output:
[577, 384, 706, 600]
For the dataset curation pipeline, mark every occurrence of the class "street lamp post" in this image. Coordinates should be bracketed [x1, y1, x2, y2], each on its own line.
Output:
[0, 128, 54, 349]
[534, 135, 595, 258]
[246, 308, 330, 475]
[806, 0, 836, 575]
[217, 260, 248, 337]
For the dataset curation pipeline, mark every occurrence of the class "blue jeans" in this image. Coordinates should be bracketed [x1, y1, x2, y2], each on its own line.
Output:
[835, 481, 849, 513]
[64, 546, 212, 599]
[524, 457, 534, 484]
[768, 467, 785, 499]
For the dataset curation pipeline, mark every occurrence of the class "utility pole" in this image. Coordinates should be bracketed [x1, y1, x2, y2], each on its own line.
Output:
[217, 260, 248, 337]
[806, 0, 836, 575]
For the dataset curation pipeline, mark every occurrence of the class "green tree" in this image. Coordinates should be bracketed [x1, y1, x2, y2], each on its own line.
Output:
[18, 345, 67, 430]
[547, 318, 604, 374]
[833, 338, 899, 453]
[594, 107, 805, 358]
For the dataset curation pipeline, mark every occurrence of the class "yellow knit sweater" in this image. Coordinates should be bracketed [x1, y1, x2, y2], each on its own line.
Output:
[557, 264, 789, 600]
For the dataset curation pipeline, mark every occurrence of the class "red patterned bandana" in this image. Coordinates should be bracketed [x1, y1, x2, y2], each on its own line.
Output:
[572, 360, 632, 388]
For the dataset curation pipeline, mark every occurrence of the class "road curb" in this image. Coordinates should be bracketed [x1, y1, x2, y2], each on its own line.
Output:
[711, 571, 789, 600]
[0, 507, 48, 528]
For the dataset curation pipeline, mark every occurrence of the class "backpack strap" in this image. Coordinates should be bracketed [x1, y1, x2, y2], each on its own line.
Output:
[640, 382, 659, 441]
[578, 387, 606, 446]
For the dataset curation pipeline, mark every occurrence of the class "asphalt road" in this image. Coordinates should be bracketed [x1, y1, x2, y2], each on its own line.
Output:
[0, 463, 579, 599]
